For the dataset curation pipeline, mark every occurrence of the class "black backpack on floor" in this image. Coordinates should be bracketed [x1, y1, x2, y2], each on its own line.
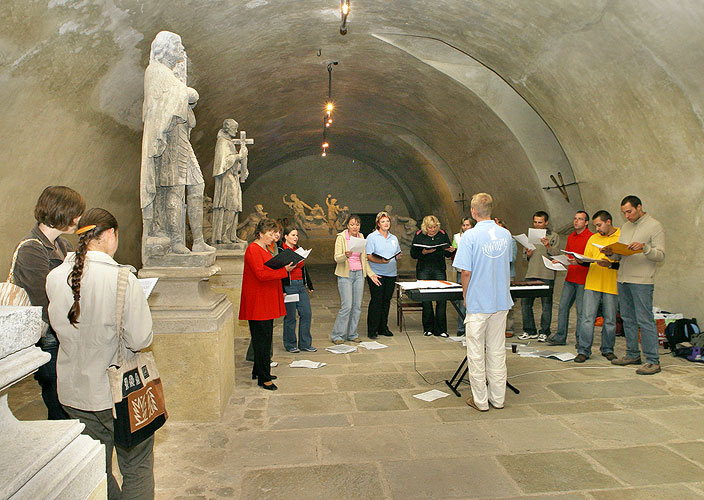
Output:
[664, 318, 700, 358]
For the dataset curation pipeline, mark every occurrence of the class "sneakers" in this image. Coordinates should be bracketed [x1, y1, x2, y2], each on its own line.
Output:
[547, 338, 566, 346]
[574, 354, 588, 363]
[636, 363, 661, 375]
[465, 395, 489, 412]
[332, 339, 345, 345]
[611, 356, 642, 366]
[601, 352, 616, 361]
[436, 332, 449, 338]
[300, 346, 317, 352]
[270, 361, 278, 368]
[286, 347, 300, 353]
[424, 331, 433, 336]
[518, 332, 539, 340]
[537, 334, 548, 342]
[350, 337, 362, 343]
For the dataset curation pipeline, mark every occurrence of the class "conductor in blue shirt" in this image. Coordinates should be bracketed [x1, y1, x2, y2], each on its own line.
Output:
[452, 193, 513, 412]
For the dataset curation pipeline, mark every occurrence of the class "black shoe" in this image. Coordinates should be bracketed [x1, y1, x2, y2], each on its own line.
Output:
[368, 334, 378, 339]
[574, 354, 588, 363]
[434, 332, 449, 338]
[253, 374, 277, 380]
[259, 382, 278, 391]
[602, 352, 616, 361]
[546, 339, 566, 346]
[379, 330, 394, 337]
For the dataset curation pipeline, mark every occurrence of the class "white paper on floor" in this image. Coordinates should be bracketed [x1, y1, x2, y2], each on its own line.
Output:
[289, 359, 327, 369]
[358, 341, 388, 350]
[325, 344, 358, 354]
[413, 389, 451, 402]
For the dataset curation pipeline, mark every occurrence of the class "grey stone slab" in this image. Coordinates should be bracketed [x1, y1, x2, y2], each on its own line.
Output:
[349, 409, 439, 427]
[225, 429, 319, 467]
[670, 442, 704, 466]
[267, 413, 351, 430]
[436, 405, 538, 422]
[586, 445, 704, 486]
[505, 382, 564, 404]
[496, 451, 620, 493]
[561, 411, 677, 447]
[405, 422, 509, 458]
[547, 379, 667, 400]
[336, 373, 414, 391]
[499, 495, 589, 500]
[615, 395, 702, 410]
[354, 391, 409, 411]
[240, 463, 387, 500]
[531, 400, 619, 415]
[269, 375, 333, 394]
[344, 362, 400, 373]
[589, 484, 704, 500]
[382, 457, 520, 499]
[319, 426, 413, 463]
[486, 417, 590, 452]
[266, 392, 354, 416]
[641, 409, 704, 438]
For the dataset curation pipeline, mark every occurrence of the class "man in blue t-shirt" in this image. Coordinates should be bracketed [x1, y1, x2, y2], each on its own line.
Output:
[452, 193, 513, 412]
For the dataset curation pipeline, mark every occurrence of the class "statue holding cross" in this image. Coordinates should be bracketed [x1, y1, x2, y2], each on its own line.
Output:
[211, 119, 254, 245]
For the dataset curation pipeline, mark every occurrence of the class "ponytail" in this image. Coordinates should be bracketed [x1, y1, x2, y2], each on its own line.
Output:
[66, 208, 119, 327]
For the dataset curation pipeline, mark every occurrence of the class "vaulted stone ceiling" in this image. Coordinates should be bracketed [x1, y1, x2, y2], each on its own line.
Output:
[1, 1, 702, 315]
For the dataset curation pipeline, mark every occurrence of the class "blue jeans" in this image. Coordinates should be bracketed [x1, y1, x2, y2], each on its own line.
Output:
[283, 280, 313, 350]
[577, 289, 617, 357]
[331, 270, 365, 341]
[618, 282, 659, 364]
[553, 281, 584, 344]
[456, 271, 467, 334]
[521, 278, 554, 335]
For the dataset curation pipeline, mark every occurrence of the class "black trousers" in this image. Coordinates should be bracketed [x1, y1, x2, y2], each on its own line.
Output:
[36, 333, 69, 420]
[249, 319, 273, 383]
[367, 275, 396, 336]
[417, 267, 447, 334]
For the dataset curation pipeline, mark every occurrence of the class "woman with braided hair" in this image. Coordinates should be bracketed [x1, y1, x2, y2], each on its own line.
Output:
[46, 208, 155, 500]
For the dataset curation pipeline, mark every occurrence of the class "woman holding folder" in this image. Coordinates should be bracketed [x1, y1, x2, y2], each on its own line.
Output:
[331, 215, 380, 344]
[239, 219, 295, 390]
[365, 211, 401, 339]
[411, 215, 453, 337]
[280, 226, 316, 353]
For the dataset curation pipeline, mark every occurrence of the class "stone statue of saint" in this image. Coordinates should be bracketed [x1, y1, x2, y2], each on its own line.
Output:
[212, 119, 253, 244]
[140, 31, 214, 260]
[237, 204, 267, 241]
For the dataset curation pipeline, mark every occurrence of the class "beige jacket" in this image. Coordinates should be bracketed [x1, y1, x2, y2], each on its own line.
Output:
[616, 213, 665, 285]
[333, 230, 377, 278]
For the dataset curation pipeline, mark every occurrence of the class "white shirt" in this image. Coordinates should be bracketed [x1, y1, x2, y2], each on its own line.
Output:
[46, 251, 153, 411]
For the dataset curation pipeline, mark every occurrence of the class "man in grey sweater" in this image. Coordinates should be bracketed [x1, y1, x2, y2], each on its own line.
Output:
[519, 211, 560, 341]
[603, 195, 665, 375]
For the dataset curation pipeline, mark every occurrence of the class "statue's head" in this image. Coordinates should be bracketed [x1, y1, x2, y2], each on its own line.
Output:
[255, 204, 266, 214]
[384, 204, 393, 213]
[187, 88, 199, 108]
[223, 119, 239, 136]
[150, 31, 185, 70]
[291, 194, 299, 201]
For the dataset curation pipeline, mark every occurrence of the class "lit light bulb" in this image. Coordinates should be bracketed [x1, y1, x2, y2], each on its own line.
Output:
[322, 142, 329, 148]
[328, 118, 333, 124]
[325, 122, 330, 127]
[342, 2, 349, 15]
[326, 102, 334, 112]
[322, 151, 327, 157]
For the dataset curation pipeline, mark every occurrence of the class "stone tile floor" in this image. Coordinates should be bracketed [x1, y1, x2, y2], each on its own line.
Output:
[7, 265, 704, 499]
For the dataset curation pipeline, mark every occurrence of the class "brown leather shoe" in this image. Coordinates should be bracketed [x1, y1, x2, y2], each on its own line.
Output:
[635, 363, 661, 375]
[574, 354, 588, 363]
[489, 401, 504, 410]
[611, 356, 642, 366]
[466, 396, 488, 412]
[602, 352, 616, 361]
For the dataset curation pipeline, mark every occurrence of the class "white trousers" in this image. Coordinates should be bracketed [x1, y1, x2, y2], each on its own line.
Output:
[465, 310, 508, 409]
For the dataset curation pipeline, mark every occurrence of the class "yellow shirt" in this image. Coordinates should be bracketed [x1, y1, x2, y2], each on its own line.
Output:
[583, 228, 620, 295]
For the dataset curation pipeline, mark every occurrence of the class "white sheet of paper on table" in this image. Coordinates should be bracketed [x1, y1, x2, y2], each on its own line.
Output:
[284, 294, 299, 303]
[413, 389, 451, 402]
[138, 278, 158, 298]
[513, 234, 536, 250]
[358, 341, 388, 350]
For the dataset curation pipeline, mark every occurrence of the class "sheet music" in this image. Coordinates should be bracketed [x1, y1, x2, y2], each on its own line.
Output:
[347, 236, 366, 253]
[138, 278, 158, 298]
[542, 256, 566, 272]
[284, 294, 299, 303]
[295, 247, 312, 258]
[398, 280, 461, 290]
[528, 228, 547, 244]
[513, 234, 536, 250]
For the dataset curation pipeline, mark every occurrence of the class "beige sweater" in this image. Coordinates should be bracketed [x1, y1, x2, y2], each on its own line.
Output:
[616, 213, 665, 285]
[333, 230, 377, 278]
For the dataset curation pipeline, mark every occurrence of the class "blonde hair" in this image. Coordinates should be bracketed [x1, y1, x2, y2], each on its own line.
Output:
[375, 211, 390, 229]
[420, 215, 441, 234]
[471, 193, 493, 218]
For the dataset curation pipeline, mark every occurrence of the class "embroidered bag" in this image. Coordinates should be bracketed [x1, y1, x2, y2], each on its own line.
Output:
[107, 267, 167, 448]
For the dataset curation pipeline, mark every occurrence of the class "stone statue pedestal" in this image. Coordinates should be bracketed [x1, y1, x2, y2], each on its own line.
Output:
[210, 248, 247, 339]
[142, 249, 216, 269]
[138, 265, 235, 421]
[0, 306, 106, 500]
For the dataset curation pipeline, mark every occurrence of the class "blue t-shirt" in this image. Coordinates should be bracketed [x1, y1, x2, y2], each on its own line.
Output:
[366, 230, 400, 277]
[452, 219, 513, 314]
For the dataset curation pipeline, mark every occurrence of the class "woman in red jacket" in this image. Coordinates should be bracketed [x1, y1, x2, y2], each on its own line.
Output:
[239, 218, 295, 390]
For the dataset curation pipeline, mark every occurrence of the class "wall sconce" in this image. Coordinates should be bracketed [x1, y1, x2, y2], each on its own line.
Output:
[340, 0, 350, 35]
